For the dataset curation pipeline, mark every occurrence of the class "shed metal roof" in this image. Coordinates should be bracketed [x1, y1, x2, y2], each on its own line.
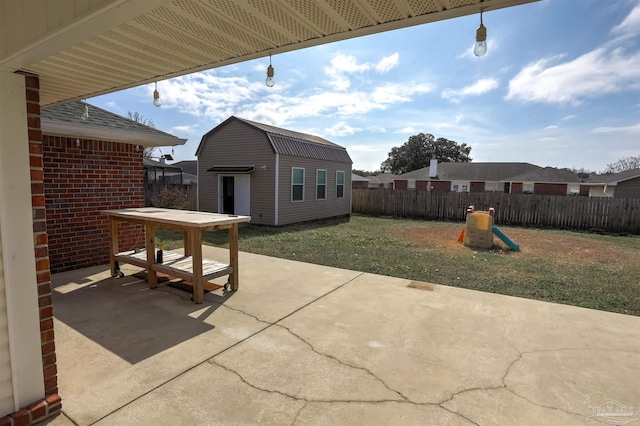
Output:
[197, 116, 352, 164]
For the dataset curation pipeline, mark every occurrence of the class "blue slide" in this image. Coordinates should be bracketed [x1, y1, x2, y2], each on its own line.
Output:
[492, 226, 520, 251]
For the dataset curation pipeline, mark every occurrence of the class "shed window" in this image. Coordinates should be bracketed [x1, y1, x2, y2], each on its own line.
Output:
[292, 167, 304, 202]
[336, 171, 345, 198]
[316, 170, 327, 200]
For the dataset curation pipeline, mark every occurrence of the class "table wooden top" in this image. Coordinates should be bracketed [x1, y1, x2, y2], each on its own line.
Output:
[102, 207, 251, 228]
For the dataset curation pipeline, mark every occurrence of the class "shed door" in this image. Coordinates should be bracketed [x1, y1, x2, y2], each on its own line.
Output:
[222, 176, 234, 214]
[219, 175, 250, 216]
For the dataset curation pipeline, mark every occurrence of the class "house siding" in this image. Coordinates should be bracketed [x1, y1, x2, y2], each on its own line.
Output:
[615, 176, 640, 198]
[277, 155, 351, 226]
[197, 120, 275, 225]
[43, 136, 144, 273]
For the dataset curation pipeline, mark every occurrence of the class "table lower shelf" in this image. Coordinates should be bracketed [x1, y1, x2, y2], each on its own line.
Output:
[115, 249, 233, 283]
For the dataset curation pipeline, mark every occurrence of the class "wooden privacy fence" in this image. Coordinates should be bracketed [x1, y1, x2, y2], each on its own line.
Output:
[352, 189, 640, 234]
[145, 183, 197, 211]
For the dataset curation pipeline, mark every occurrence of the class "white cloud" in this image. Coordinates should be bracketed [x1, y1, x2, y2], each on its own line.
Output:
[375, 53, 399, 73]
[442, 78, 499, 102]
[561, 115, 577, 121]
[591, 123, 640, 134]
[544, 125, 558, 130]
[367, 125, 386, 133]
[506, 48, 640, 105]
[324, 121, 362, 136]
[347, 144, 384, 152]
[395, 126, 416, 134]
[611, 4, 640, 37]
[170, 124, 199, 134]
[323, 54, 371, 90]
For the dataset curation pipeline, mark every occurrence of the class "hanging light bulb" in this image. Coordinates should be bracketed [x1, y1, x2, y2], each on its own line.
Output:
[265, 54, 275, 87]
[153, 81, 161, 107]
[81, 101, 89, 120]
[474, 11, 487, 57]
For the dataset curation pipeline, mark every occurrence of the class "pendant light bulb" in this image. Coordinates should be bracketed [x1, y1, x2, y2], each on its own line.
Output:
[153, 81, 161, 107]
[266, 54, 275, 87]
[81, 101, 89, 120]
[474, 11, 487, 57]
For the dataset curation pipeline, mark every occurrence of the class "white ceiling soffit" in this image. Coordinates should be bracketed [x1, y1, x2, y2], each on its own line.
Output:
[9, 0, 539, 106]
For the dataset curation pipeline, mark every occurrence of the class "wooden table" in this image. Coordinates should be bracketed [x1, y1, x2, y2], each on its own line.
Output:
[102, 208, 251, 303]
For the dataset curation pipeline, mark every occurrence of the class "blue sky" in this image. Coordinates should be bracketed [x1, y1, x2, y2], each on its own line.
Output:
[91, 0, 640, 173]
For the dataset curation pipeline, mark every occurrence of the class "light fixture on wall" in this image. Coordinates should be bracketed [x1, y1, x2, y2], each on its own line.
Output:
[474, 10, 487, 57]
[81, 100, 89, 120]
[153, 81, 161, 107]
[265, 54, 275, 87]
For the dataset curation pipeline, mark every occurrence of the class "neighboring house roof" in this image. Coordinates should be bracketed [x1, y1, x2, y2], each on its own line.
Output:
[506, 167, 582, 183]
[171, 160, 198, 176]
[196, 116, 352, 164]
[351, 174, 371, 182]
[399, 162, 541, 181]
[585, 169, 640, 185]
[143, 158, 182, 172]
[41, 101, 187, 147]
[368, 173, 397, 184]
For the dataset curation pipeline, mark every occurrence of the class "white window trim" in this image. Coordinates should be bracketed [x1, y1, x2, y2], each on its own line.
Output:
[336, 170, 345, 199]
[291, 167, 305, 202]
[316, 169, 327, 200]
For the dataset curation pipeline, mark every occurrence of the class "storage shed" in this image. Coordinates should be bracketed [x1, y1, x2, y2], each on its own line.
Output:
[196, 117, 352, 226]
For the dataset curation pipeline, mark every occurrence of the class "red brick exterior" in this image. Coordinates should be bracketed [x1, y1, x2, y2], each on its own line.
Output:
[470, 181, 485, 192]
[394, 180, 408, 190]
[511, 182, 523, 194]
[0, 72, 62, 426]
[430, 181, 451, 192]
[43, 136, 144, 273]
[534, 183, 567, 196]
[415, 180, 429, 191]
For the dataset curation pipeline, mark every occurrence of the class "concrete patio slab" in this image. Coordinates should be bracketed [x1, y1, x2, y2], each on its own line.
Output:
[51, 247, 640, 425]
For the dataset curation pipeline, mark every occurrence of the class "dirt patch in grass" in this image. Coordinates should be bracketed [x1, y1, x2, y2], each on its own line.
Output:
[392, 223, 630, 266]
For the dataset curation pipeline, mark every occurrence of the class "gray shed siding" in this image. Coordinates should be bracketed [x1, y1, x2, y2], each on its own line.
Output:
[615, 176, 640, 198]
[277, 154, 351, 226]
[197, 120, 276, 225]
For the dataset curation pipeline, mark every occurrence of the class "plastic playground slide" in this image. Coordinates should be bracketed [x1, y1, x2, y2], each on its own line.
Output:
[492, 226, 520, 251]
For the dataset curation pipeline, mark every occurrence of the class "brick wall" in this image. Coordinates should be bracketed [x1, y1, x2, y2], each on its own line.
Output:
[394, 180, 408, 190]
[430, 181, 451, 192]
[0, 72, 63, 426]
[43, 136, 144, 273]
[534, 183, 567, 196]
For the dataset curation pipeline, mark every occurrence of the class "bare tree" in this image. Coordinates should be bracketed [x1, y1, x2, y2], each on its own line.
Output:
[127, 111, 157, 159]
[603, 156, 640, 174]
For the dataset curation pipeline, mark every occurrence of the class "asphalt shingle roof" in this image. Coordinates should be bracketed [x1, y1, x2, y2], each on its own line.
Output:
[507, 167, 583, 183]
[171, 160, 197, 176]
[42, 101, 180, 140]
[587, 168, 640, 183]
[399, 162, 541, 181]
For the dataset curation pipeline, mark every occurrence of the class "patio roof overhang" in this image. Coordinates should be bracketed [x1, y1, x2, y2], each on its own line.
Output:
[1, 0, 539, 106]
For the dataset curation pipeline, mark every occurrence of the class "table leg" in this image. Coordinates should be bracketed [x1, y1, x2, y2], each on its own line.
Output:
[184, 230, 191, 256]
[190, 228, 204, 303]
[109, 218, 118, 276]
[145, 223, 157, 288]
[229, 224, 239, 291]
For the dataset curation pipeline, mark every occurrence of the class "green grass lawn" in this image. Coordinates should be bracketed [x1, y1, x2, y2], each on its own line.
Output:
[155, 214, 640, 316]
